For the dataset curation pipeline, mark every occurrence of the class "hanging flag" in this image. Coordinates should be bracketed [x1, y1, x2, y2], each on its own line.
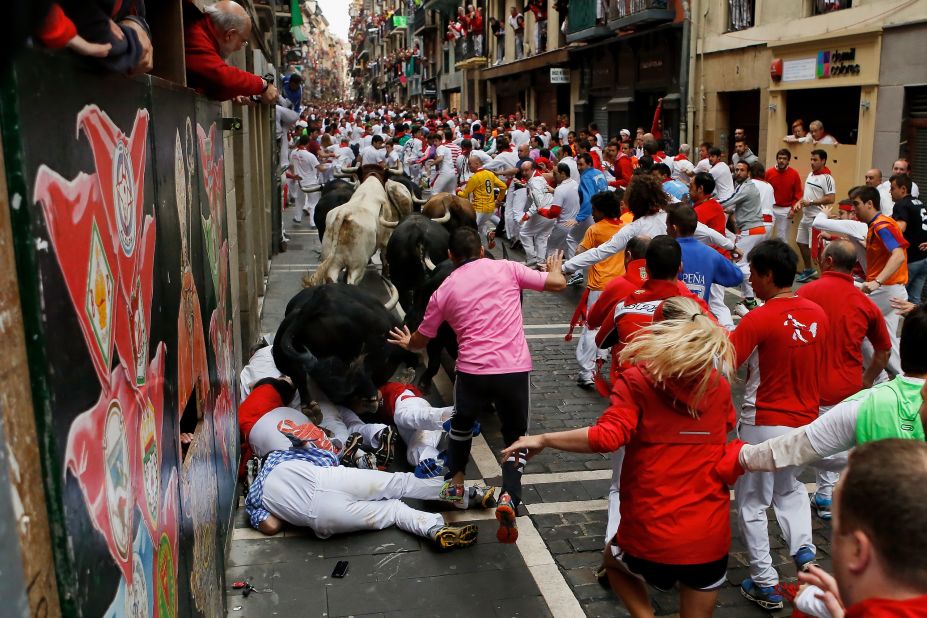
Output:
[291, 0, 307, 42]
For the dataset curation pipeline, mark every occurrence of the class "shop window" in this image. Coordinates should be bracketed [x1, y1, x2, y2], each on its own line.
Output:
[813, 0, 852, 15]
[728, 0, 755, 31]
[785, 86, 860, 145]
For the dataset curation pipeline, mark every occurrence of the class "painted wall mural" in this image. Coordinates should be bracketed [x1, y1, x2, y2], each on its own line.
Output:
[2, 50, 240, 618]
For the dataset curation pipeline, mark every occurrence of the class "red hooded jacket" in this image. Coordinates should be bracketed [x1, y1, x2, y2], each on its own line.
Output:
[588, 365, 736, 564]
[184, 13, 266, 100]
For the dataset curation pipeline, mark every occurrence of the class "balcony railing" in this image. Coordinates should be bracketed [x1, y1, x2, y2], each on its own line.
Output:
[728, 0, 755, 31]
[607, 0, 675, 31]
[568, 0, 599, 34]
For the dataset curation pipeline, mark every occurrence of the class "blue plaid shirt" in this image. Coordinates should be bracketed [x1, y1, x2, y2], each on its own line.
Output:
[245, 448, 339, 529]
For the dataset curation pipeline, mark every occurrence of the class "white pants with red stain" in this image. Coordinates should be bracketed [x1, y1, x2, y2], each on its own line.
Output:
[604, 446, 626, 544]
[735, 423, 815, 587]
[261, 462, 445, 538]
[319, 405, 387, 451]
[392, 393, 454, 465]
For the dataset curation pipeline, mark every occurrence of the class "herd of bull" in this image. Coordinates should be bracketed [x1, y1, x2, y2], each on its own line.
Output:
[273, 164, 489, 418]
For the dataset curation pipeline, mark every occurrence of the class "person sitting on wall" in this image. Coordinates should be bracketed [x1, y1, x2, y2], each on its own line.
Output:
[184, 0, 279, 103]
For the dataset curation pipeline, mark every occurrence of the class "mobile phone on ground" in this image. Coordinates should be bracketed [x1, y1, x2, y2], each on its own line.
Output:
[332, 560, 349, 578]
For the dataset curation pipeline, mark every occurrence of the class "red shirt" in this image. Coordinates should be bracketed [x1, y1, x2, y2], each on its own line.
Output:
[185, 14, 266, 100]
[845, 595, 927, 617]
[694, 197, 730, 258]
[797, 272, 891, 406]
[587, 259, 650, 330]
[237, 384, 285, 476]
[732, 296, 829, 427]
[588, 366, 735, 564]
[765, 166, 803, 207]
[375, 382, 424, 424]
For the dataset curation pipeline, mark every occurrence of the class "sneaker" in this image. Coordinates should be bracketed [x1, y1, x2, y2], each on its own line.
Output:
[796, 268, 819, 283]
[353, 450, 378, 470]
[441, 418, 481, 436]
[812, 494, 832, 520]
[594, 564, 609, 589]
[576, 376, 596, 390]
[487, 230, 496, 250]
[340, 432, 364, 464]
[439, 480, 466, 503]
[414, 458, 445, 479]
[793, 544, 818, 572]
[495, 492, 518, 543]
[276, 419, 335, 453]
[740, 578, 784, 611]
[733, 303, 750, 318]
[468, 485, 497, 509]
[373, 427, 397, 470]
[566, 272, 584, 287]
[429, 523, 478, 551]
[743, 298, 759, 311]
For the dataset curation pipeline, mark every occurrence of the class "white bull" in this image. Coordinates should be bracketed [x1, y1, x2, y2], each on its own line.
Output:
[304, 174, 415, 301]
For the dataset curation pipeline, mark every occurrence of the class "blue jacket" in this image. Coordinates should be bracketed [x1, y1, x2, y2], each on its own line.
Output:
[578, 168, 608, 221]
[676, 236, 743, 300]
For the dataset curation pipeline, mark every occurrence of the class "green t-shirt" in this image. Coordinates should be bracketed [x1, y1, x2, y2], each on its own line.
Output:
[854, 377, 925, 445]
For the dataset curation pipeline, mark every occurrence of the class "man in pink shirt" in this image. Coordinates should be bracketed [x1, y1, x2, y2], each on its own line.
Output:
[389, 227, 566, 543]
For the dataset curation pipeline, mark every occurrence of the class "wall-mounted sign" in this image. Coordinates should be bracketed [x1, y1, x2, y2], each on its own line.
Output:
[817, 48, 860, 77]
[550, 68, 570, 84]
[393, 15, 408, 28]
[782, 57, 816, 82]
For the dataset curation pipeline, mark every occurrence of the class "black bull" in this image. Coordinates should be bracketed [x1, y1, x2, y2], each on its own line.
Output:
[403, 259, 458, 392]
[273, 283, 417, 407]
[384, 214, 450, 312]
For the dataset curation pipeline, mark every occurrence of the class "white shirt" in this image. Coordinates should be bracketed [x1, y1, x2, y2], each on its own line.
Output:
[814, 134, 838, 145]
[754, 178, 775, 221]
[334, 146, 355, 169]
[672, 157, 694, 185]
[803, 170, 836, 206]
[709, 161, 734, 202]
[510, 129, 530, 147]
[552, 178, 580, 224]
[693, 157, 711, 174]
[435, 144, 456, 175]
[360, 145, 386, 166]
[558, 156, 580, 183]
[483, 149, 520, 174]
[290, 149, 321, 188]
[558, 126, 570, 142]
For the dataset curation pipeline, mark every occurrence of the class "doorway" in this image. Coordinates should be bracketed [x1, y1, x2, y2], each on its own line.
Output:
[724, 89, 761, 158]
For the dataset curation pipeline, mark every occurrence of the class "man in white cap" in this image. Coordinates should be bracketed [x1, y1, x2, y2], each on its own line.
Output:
[619, 129, 631, 143]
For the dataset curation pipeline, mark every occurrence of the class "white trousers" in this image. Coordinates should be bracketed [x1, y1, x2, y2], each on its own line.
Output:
[564, 218, 592, 261]
[293, 187, 320, 224]
[709, 284, 734, 329]
[264, 464, 445, 538]
[319, 405, 387, 451]
[505, 189, 528, 242]
[772, 206, 792, 243]
[735, 231, 766, 299]
[576, 290, 607, 380]
[432, 173, 457, 195]
[521, 218, 556, 266]
[604, 446, 626, 544]
[735, 423, 815, 587]
[393, 395, 454, 465]
[476, 211, 500, 247]
[865, 283, 904, 376]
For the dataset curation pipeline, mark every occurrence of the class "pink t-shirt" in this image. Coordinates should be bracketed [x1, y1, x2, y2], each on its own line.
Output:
[417, 259, 547, 374]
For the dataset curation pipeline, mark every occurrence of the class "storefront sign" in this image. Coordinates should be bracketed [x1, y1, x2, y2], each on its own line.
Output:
[782, 57, 816, 82]
[817, 48, 860, 77]
[550, 68, 570, 84]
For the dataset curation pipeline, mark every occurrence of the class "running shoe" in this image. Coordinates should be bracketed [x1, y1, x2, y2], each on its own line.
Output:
[414, 458, 444, 479]
[340, 432, 364, 465]
[373, 426, 397, 470]
[812, 493, 832, 520]
[576, 376, 596, 390]
[277, 419, 335, 453]
[796, 268, 819, 283]
[439, 480, 466, 503]
[740, 578, 785, 611]
[468, 485, 497, 509]
[429, 523, 478, 551]
[594, 564, 609, 589]
[487, 230, 496, 250]
[793, 545, 818, 572]
[495, 491, 518, 543]
[353, 450, 378, 470]
[441, 418, 481, 436]
[566, 272, 584, 287]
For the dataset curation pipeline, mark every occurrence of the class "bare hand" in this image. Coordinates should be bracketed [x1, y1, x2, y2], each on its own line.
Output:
[122, 19, 153, 75]
[562, 218, 577, 229]
[798, 566, 845, 618]
[233, 95, 257, 106]
[546, 250, 564, 275]
[65, 35, 112, 58]
[890, 297, 916, 315]
[109, 19, 125, 41]
[261, 83, 280, 105]
[500, 434, 545, 462]
[860, 280, 880, 295]
[387, 325, 413, 350]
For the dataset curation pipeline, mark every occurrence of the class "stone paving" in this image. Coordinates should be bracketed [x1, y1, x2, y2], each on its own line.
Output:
[226, 214, 831, 617]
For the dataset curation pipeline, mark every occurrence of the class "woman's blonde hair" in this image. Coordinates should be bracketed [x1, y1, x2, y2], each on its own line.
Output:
[618, 296, 735, 416]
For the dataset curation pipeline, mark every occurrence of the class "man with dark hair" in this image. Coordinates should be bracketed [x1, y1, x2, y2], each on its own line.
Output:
[850, 184, 908, 376]
[667, 206, 743, 303]
[795, 239, 891, 519]
[732, 238, 830, 610]
[793, 149, 836, 282]
[766, 148, 803, 242]
[690, 171, 735, 327]
[890, 173, 927, 303]
[388, 228, 566, 544]
[731, 139, 758, 167]
[708, 146, 734, 201]
[652, 162, 688, 204]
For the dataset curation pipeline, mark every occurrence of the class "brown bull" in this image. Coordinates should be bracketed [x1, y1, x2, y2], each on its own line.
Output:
[421, 192, 478, 232]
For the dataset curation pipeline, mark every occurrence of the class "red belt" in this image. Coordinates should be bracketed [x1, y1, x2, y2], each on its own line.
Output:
[745, 226, 766, 236]
[762, 214, 773, 223]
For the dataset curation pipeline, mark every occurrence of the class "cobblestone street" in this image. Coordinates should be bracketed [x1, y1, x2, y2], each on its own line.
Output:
[225, 220, 832, 617]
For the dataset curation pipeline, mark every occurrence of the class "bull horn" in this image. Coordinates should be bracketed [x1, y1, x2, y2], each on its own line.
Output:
[431, 209, 452, 224]
[333, 170, 354, 178]
[387, 164, 404, 176]
[411, 195, 428, 205]
[381, 275, 400, 311]
[379, 214, 399, 228]
[302, 184, 323, 193]
[423, 254, 437, 271]
[340, 165, 359, 174]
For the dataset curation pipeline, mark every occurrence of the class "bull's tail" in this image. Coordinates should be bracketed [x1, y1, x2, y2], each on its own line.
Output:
[273, 320, 319, 376]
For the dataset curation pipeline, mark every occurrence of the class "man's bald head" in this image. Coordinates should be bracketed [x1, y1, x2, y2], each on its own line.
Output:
[626, 235, 651, 262]
[864, 168, 883, 187]
[822, 239, 858, 273]
[205, 1, 252, 57]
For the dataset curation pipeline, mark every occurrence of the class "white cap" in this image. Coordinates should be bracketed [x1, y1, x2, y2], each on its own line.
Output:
[619, 129, 630, 138]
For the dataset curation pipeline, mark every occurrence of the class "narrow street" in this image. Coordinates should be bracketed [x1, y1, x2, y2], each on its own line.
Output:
[225, 219, 832, 618]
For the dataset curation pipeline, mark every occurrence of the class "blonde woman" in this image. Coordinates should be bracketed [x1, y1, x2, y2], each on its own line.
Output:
[502, 296, 739, 618]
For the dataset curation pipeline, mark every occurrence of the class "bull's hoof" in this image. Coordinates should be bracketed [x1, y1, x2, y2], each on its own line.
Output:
[399, 366, 417, 384]
[302, 400, 323, 425]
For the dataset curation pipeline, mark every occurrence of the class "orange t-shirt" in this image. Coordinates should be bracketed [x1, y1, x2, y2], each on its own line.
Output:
[581, 214, 632, 290]
[865, 214, 908, 285]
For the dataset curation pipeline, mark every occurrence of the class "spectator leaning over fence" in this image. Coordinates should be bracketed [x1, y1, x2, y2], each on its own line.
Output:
[185, 0, 279, 104]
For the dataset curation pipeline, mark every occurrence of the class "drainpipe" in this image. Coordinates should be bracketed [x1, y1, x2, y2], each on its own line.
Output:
[696, 0, 707, 144]
[679, 0, 692, 145]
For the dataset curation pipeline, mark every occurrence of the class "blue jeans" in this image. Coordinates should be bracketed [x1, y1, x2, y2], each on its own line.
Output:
[907, 257, 927, 303]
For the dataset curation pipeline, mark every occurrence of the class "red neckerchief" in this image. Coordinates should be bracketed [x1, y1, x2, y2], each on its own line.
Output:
[812, 166, 833, 176]
[674, 154, 688, 161]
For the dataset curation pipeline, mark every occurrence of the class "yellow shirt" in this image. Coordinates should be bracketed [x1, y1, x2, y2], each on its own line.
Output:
[458, 170, 507, 214]
[581, 214, 632, 290]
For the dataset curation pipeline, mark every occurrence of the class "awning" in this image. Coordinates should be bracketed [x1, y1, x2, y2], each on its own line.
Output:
[481, 48, 570, 80]
[423, 0, 459, 16]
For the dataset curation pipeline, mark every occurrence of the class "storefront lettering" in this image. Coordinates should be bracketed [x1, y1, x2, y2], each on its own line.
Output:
[817, 48, 860, 78]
